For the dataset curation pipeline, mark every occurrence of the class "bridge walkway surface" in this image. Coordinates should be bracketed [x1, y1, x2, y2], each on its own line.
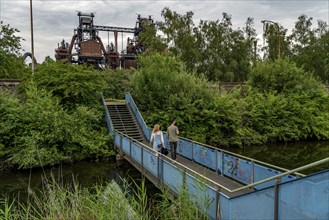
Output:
[106, 99, 254, 197]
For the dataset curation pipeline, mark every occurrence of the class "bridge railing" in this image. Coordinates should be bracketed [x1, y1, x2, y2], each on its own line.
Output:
[101, 93, 114, 134]
[103, 93, 329, 219]
[113, 128, 329, 220]
[125, 92, 152, 140]
[123, 92, 304, 190]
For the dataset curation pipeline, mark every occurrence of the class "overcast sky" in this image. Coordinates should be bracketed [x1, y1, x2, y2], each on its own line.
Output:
[1, 0, 328, 63]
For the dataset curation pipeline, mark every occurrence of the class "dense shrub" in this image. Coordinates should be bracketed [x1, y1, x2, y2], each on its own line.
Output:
[131, 55, 329, 147]
[244, 59, 329, 142]
[32, 59, 108, 109]
[102, 68, 135, 99]
[0, 83, 111, 169]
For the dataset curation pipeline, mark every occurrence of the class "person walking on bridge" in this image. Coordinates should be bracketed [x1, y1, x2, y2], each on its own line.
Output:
[150, 124, 164, 156]
[167, 119, 179, 160]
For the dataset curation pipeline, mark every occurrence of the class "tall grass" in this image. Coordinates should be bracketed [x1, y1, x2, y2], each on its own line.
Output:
[0, 174, 211, 220]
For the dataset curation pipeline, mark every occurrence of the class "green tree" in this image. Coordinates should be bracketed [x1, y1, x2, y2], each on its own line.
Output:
[288, 15, 329, 82]
[261, 22, 289, 61]
[158, 8, 201, 73]
[0, 21, 23, 55]
[245, 59, 329, 142]
[0, 84, 111, 169]
[0, 22, 30, 79]
[32, 60, 108, 109]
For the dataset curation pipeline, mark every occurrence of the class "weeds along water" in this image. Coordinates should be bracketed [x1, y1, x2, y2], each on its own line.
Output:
[0, 161, 211, 219]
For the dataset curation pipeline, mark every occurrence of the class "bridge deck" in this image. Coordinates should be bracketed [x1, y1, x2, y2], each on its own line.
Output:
[173, 154, 252, 197]
[129, 140, 252, 198]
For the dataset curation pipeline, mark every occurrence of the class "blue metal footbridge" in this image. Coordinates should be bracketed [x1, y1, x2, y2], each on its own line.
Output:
[102, 92, 329, 220]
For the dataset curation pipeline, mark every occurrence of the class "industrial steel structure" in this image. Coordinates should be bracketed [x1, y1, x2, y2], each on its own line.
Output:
[55, 12, 153, 69]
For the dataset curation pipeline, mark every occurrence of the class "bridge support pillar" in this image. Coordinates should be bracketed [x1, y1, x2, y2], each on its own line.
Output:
[116, 154, 126, 167]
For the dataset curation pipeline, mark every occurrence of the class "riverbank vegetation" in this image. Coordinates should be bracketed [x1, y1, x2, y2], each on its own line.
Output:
[129, 54, 329, 147]
[0, 176, 210, 220]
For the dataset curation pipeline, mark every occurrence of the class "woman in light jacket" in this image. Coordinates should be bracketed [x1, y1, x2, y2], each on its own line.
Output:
[150, 124, 164, 154]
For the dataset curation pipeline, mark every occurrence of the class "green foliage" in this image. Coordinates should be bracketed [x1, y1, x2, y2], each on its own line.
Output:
[141, 9, 256, 82]
[132, 54, 328, 147]
[0, 22, 30, 79]
[0, 50, 31, 79]
[244, 59, 329, 142]
[248, 59, 325, 95]
[287, 15, 329, 82]
[0, 83, 112, 169]
[132, 53, 214, 111]
[0, 21, 23, 55]
[131, 53, 221, 143]
[32, 60, 108, 109]
[102, 68, 135, 99]
[0, 176, 211, 220]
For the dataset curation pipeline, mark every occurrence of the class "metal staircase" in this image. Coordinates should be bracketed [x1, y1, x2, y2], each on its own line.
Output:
[107, 103, 146, 143]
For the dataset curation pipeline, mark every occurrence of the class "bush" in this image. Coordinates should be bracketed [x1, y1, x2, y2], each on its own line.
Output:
[32, 59, 108, 109]
[0, 83, 112, 169]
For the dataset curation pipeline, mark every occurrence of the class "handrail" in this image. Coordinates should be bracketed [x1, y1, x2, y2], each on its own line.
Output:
[231, 157, 329, 193]
[125, 92, 151, 140]
[114, 129, 232, 192]
[114, 128, 329, 195]
[125, 92, 149, 128]
[108, 94, 329, 193]
[123, 93, 304, 177]
[178, 136, 305, 177]
[101, 92, 114, 134]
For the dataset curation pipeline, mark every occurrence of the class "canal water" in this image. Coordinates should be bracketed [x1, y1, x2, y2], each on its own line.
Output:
[0, 160, 160, 202]
[228, 140, 329, 175]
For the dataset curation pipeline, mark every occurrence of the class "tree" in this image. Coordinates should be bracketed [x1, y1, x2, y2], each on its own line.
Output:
[0, 83, 111, 169]
[0, 22, 30, 79]
[245, 59, 329, 141]
[288, 15, 329, 82]
[158, 8, 201, 73]
[0, 21, 23, 55]
[32, 60, 108, 109]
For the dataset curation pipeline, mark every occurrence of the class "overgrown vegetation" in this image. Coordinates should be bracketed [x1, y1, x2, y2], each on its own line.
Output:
[0, 176, 211, 220]
[0, 23, 114, 169]
[130, 54, 329, 147]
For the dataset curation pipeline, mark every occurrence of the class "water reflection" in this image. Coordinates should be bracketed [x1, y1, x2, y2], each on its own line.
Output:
[229, 141, 329, 174]
[0, 160, 159, 202]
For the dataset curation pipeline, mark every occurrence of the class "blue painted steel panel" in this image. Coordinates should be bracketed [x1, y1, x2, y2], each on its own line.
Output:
[193, 144, 216, 170]
[219, 194, 231, 220]
[223, 154, 252, 185]
[281, 173, 296, 183]
[178, 139, 193, 159]
[142, 148, 158, 176]
[279, 171, 329, 219]
[162, 161, 183, 193]
[254, 164, 281, 189]
[114, 133, 121, 148]
[122, 137, 130, 156]
[185, 174, 217, 220]
[230, 187, 275, 219]
[131, 142, 142, 164]
[216, 151, 223, 174]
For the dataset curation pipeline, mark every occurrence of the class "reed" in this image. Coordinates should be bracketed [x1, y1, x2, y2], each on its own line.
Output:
[0, 174, 210, 220]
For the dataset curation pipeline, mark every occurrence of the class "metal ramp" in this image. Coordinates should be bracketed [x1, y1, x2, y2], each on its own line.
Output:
[102, 93, 329, 220]
[107, 102, 147, 144]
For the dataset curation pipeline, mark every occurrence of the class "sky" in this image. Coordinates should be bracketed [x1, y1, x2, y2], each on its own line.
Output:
[1, 0, 328, 63]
